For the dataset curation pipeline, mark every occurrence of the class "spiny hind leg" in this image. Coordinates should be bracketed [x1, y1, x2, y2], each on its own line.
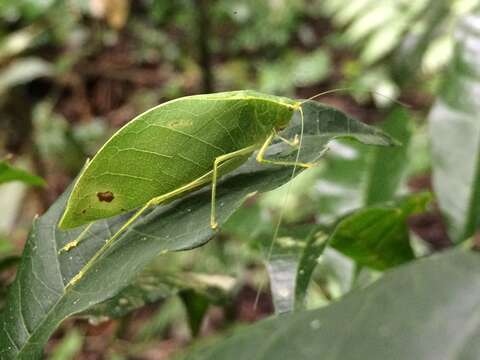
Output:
[256, 132, 328, 168]
[211, 144, 259, 229]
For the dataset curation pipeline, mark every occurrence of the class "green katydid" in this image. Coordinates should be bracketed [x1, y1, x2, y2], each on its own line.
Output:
[58, 89, 393, 250]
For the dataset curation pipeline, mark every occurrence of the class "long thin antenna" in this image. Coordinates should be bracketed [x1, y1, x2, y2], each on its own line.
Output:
[253, 106, 305, 310]
[299, 87, 411, 109]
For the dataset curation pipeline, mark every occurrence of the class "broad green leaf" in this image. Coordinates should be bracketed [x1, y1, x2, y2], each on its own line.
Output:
[429, 9, 480, 242]
[0, 100, 394, 359]
[360, 20, 405, 65]
[0, 160, 45, 187]
[344, 3, 396, 44]
[329, 192, 432, 270]
[182, 249, 480, 360]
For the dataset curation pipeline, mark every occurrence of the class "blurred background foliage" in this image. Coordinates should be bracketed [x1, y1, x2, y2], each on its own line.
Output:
[1, 0, 479, 358]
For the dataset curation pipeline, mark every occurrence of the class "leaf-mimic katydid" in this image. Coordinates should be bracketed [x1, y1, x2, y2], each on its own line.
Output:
[59, 91, 318, 230]
[58, 89, 398, 255]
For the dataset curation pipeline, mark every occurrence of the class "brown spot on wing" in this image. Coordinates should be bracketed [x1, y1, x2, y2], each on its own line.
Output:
[97, 191, 115, 203]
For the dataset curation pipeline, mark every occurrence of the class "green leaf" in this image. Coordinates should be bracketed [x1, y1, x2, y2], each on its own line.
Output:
[429, 9, 480, 242]
[329, 192, 432, 270]
[0, 160, 45, 187]
[294, 229, 329, 309]
[260, 225, 319, 314]
[364, 107, 412, 205]
[0, 100, 393, 359]
[183, 249, 480, 360]
[180, 290, 210, 337]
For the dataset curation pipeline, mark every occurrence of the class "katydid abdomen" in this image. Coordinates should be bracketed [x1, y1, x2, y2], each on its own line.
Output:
[59, 90, 297, 229]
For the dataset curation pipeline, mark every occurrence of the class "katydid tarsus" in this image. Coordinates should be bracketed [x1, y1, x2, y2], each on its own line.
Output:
[57, 89, 399, 260]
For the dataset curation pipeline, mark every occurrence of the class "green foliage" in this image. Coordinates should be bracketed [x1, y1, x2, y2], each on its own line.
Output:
[320, 0, 477, 95]
[329, 193, 431, 270]
[217, 0, 305, 51]
[182, 249, 480, 360]
[260, 105, 412, 227]
[0, 160, 45, 186]
[363, 107, 412, 205]
[429, 9, 480, 242]
[0, 102, 392, 359]
[3, 1, 480, 358]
